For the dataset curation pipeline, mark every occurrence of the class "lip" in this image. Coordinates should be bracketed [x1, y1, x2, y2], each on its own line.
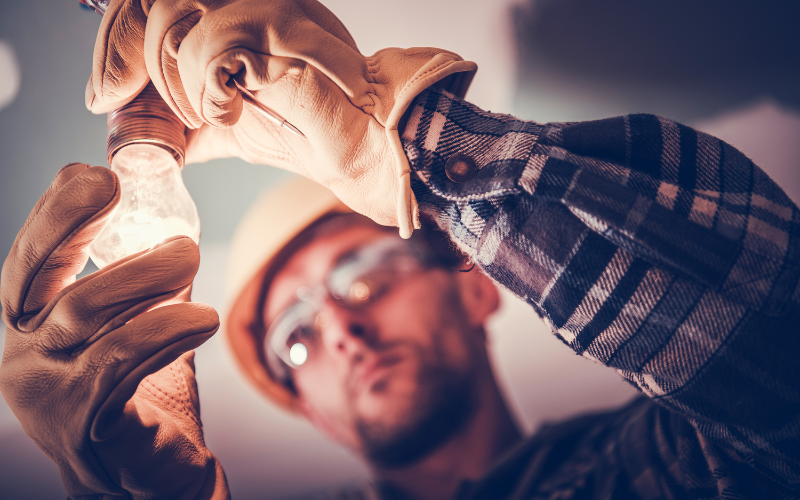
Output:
[352, 353, 402, 391]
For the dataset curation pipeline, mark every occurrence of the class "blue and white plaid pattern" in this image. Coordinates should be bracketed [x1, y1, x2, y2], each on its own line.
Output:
[401, 88, 800, 499]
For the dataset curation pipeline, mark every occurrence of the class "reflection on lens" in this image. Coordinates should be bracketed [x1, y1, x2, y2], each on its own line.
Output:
[350, 281, 371, 304]
[289, 343, 308, 366]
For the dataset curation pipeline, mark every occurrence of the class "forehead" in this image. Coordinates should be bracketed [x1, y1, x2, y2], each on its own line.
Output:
[263, 220, 393, 323]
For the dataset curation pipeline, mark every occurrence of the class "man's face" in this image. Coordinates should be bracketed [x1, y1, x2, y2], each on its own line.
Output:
[263, 219, 494, 467]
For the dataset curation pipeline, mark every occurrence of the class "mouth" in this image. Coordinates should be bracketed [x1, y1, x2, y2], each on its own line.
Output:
[352, 353, 403, 393]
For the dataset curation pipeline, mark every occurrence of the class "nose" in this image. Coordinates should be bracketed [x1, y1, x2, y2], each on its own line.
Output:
[317, 296, 372, 362]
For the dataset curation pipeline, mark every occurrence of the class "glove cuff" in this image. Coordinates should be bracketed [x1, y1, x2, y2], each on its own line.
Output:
[383, 53, 478, 238]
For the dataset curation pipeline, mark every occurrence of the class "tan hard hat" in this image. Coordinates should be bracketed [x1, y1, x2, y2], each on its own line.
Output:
[224, 175, 350, 413]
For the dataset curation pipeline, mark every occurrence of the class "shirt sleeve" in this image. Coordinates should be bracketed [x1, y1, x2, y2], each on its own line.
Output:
[400, 87, 800, 483]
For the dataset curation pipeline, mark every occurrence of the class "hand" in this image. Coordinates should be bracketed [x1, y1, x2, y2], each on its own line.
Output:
[0, 164, 228, 499]
[86, 0, 477, 237]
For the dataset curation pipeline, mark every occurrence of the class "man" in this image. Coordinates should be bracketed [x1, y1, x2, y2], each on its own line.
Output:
[225, 178, 522, 499]
[1, 1, 799, 499]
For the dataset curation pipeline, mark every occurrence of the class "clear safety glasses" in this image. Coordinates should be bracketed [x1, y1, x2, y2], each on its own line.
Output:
[262, 236, 439, 386]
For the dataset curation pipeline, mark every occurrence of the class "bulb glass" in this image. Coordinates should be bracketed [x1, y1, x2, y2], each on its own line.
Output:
[89, 143, 201, 268]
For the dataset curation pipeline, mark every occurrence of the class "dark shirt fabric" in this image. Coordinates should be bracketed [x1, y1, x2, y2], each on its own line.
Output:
[371, 87, 800, 499]
[325, 398, 799, 500]
[459, 397, 798, 500]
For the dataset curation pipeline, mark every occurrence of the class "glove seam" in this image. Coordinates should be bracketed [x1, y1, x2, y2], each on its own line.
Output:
[141, 375, 200, 428]
[399, 60, 458, 100]
[171, 360, 200, 426]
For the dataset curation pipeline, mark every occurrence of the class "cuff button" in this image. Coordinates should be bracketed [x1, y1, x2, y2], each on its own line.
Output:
[445, 153, 477, 183]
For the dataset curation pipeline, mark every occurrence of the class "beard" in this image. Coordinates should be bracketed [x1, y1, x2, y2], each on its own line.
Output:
[354, 359, 477, 469]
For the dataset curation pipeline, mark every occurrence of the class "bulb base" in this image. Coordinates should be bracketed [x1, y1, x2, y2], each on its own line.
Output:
[107, 82, 186, 167]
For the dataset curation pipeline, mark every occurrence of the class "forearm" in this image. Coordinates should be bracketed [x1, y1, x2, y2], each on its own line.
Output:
[401, 88, 800, 480]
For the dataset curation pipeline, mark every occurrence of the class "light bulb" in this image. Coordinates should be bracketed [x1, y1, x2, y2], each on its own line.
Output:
[81, 6, 199, 269]
[89, 143, 200, 268]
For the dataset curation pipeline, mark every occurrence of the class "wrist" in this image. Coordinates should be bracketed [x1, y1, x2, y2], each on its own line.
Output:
[400, 87, 545, 239]
[402, 87, 533, 194]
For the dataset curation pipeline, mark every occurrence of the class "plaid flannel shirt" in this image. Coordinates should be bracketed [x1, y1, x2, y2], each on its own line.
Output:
[399, 88, 800, 499]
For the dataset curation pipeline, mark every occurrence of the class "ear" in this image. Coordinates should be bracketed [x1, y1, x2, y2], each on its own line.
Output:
[455, 267, 500, 327]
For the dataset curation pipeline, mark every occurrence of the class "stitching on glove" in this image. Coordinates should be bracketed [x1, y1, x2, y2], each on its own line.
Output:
[142, 376, 201, 427]
[401, 61, 454, 97]
[170, 362, 199, 424]
[141, 379, 175, 409]
[169, 362, 187, 412]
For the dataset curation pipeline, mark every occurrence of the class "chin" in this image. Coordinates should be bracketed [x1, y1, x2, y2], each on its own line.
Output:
[356, 379, 419, 425]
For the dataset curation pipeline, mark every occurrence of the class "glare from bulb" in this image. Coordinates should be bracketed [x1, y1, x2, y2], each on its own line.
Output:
[89, 143, 201, 268]
[289, 343, 308, 366]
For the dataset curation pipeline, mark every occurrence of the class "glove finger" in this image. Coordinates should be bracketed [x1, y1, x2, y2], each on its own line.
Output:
[28, 236, 200, 350]
[86, 302, 219, 441]
[10, 163, 89, 250]
[86, 0, 155, 114]
[145, 0, 368, 129]
[1, 166, 119, 325]
[148, 7, 205, 128]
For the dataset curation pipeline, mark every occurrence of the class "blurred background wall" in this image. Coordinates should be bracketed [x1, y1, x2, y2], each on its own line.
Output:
[0, 0, 797, 498]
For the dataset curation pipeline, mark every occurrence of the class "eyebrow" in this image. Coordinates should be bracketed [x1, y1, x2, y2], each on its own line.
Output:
[333, 247, 360, 268]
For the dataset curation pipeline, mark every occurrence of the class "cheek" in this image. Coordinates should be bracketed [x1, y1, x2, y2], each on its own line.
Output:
[375, 276, 475, 361]
[295, 363, 358, 444]
[296, 360, 345, 413]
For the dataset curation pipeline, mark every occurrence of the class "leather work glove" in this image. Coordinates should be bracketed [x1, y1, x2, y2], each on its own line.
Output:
[86, 0, 478, 237]
[0, 164, 229, 499]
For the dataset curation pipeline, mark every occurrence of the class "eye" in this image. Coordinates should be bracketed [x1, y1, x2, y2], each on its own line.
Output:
[284, 324, 316, 367]
[286, 324, 315, 346]
[347, 272, 396, 305]
[348, 280, 372, 304]
[265, 300, 319, 377]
